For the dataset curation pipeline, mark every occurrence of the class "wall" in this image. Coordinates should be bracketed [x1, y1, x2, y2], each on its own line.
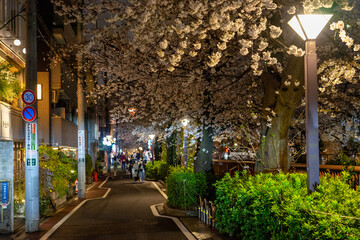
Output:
[51, 116, 77, 148]
[0, 140, 14, 233]
[0, 102, 23, 141]
[37, 72, 50, 145]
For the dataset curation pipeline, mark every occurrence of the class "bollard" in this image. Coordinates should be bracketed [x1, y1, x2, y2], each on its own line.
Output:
[204, 198, 208, 225]
[209, 201, 216, 229]
[198, 196, 202, 219]
[93, 171, 98, 182]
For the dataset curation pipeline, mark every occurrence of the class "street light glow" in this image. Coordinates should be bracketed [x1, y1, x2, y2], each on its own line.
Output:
[288, 14, 332, 40]
[14, 39, 21, 46]
[181, 118, 189, 127]
[149, 134, 155, 140]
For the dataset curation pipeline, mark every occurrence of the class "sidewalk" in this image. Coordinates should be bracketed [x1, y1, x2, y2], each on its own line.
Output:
[2, 172, 229, 240]
[154, 181, 231, 240]
[5, 177, 109, 240]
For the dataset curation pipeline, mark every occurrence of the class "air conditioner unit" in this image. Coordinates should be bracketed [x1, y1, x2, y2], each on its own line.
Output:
[51, 90, 59, 103]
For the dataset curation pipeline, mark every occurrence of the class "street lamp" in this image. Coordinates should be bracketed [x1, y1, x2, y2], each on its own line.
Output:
[181, 119, 190, 168]
[103, 135, 113, 173]
[288, 14, 332, 192]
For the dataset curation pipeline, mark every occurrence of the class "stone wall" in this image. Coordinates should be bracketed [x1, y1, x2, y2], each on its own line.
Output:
[0, 140, 14, 233]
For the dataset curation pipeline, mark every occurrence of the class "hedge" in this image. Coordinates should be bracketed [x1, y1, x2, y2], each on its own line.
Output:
[167, 170, 207, 210]
[214, 171, 360, 239]
[145, 161, 169, 181]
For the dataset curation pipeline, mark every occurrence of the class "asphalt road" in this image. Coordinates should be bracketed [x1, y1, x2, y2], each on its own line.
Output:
[47, 174, 188, 240]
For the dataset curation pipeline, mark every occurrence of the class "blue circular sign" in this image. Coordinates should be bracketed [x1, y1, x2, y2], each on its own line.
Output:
[22, 106, 37, 122]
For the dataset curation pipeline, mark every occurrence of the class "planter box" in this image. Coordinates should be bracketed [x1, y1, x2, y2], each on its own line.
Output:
[164, 203, 198, 217]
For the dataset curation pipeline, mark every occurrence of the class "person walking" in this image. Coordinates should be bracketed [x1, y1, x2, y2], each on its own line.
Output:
[133, 160, 139, 182]
[128, 158, 134, 179]
[113, 158, 118, 176]
[120, 153, 126, 171]
[139, 160, 145, 182]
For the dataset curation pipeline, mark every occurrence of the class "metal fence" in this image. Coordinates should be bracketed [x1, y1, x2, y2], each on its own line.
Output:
[182, 180, 217, 229]
[290, 163, 360, 190]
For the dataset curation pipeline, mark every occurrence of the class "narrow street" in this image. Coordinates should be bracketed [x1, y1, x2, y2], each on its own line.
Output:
[45, 174, 188, 240]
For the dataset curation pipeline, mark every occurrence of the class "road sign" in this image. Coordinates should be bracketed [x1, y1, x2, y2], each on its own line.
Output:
[26, 123, 38, 167]
[22, 106, 37, 122]
[78, 130, 85, 163]
[21, 89, 36, 105]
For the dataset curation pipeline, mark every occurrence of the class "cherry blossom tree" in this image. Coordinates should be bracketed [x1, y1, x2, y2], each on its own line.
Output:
[51, 0, 360, 173]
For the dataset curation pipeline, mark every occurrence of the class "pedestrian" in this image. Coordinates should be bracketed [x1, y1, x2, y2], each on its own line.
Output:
[113, 158, 118, 176]
[133, 160, 139, 182]
[137, 160, 144, 182]
[128, 158, 134, 179]
[120, 153, 126, 171]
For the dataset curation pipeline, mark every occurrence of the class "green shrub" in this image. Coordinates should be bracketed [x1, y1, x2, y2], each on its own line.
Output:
[85, 154, 93, 178]
[39, 145, 77, 215]
[167, 171, 207, 209]
[145, 161, 162, 179]
[145, 161, 169, 181]
[215, 171, 360, 239]
[168, 165, 193, 175]
[0, 61, 22, 104]
[158, 162, 170, 180]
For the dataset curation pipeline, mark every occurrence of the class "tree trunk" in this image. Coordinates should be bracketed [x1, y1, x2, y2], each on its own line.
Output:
[256, 56, 304, 173]
[195, 125, 213, 173]
[256, 108, 294, 172]
[154, 136, 161, 161]
[166, 132, 177, 165]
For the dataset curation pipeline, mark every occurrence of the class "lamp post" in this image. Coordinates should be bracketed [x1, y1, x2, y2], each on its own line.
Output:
[103, 135, 112, 173]
[149, 134, 155, 165]
[288, 14, 332, 192]
[181, 119, 190, 168]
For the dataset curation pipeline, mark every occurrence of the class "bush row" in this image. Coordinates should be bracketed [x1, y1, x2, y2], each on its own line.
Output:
[145, 161, 170, 181]
[215, 171, 360, 239]
[167, 169, 208, 209]
[166, 166, 219, 210]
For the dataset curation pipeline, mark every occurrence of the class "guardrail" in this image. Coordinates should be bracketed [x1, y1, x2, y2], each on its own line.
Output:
[213, 159, 255, 177]
[290, 163, 360, 190]
[213, 160, 360, 189]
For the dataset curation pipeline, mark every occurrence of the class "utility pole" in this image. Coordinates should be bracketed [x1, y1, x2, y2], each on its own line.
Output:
[77, 22, 86, 199]
[25, 0, 39, 232]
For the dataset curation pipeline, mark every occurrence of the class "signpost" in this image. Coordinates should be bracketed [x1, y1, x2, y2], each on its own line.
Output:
[77, 130, 86, 198]
[22, 88, 39, 232]
[2, 182, 8, 209]
[22, 106, 37, 122]
[21, 89, 36, 105]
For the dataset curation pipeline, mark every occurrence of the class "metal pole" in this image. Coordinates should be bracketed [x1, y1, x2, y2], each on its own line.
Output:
[25, 0, 39, 232]
[184, 128, 188, 168]
[107, 146, 111, 173]
[150, 138, 154, 166]
[305, 40, 320, 192]
[77, 21, 86, 199]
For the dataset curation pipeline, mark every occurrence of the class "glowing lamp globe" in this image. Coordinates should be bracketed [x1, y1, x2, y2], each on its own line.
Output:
[181, 118, 189, 127]
[288, 14, 332, 40]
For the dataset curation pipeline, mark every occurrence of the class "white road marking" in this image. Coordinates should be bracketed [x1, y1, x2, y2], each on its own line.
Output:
[152, 181, 168, 199]
[40, 177, 111, 240]
[150, 204, 196, 240]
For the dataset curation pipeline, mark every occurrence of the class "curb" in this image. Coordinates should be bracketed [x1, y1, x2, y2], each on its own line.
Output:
[163, 203, 198, 217]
